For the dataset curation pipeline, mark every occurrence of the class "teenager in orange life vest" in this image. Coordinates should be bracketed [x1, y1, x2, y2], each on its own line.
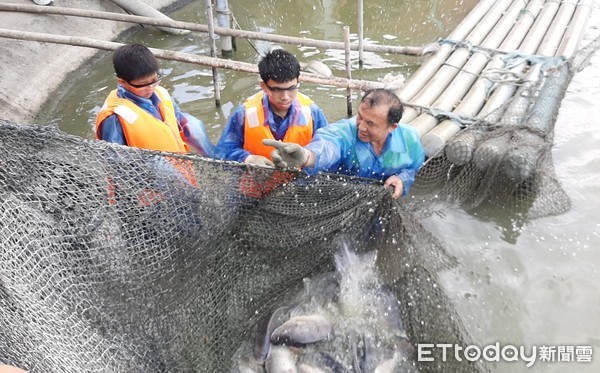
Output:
[96, 43, 214, 158]
[95, 43, 215, 204]
[216, 48, 329, 198]
[215, 48, 328, 166]
[96, 43, 215, 180]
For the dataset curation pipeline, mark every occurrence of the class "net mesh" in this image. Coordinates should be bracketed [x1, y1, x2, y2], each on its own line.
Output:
[2, 34, 596, 373]
[0, 118, 481, 373]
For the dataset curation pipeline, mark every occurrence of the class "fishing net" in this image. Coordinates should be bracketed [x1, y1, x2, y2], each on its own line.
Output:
[0, 118, 482, 373]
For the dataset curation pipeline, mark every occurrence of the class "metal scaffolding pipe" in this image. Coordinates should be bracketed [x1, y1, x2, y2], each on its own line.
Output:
[0, 3, 427, 57]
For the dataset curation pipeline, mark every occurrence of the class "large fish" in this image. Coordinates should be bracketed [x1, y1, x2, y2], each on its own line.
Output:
[265, 345, 299, 373]
[236, 246, 416, 372]
[254, 306, 292, 363]
[270, 314, 332, 346]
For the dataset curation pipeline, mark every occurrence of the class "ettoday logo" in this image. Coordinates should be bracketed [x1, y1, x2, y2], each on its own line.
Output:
[417, 343, 593, 368]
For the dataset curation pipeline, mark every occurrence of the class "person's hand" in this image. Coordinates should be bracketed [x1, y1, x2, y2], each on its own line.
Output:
[244, 155, 275, 168]
[262, 139, 308, 169]
[384, 175, 404, 199]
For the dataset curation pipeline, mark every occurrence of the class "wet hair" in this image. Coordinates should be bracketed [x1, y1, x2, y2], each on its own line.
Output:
[113, 43, 160, 82]
[258, 48, 301, 83]
[360, 89, 404, 125]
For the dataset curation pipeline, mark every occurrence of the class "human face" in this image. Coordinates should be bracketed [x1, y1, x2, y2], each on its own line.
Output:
[261, 79, 299, 116]
[119, 72, 162, 99]
[356, 101, 397, 150]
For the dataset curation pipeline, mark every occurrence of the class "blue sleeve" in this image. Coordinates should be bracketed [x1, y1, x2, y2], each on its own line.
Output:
[179, 112, 216, 158]
[97, 114, 126, 145]
[396, 126, 425, 196]
[170, 99, 216, 158]
[215, 105, 249, 162]
[310, 104, 329, 134]
[304, 120, 354, 176]
[173, 101, 186, 124]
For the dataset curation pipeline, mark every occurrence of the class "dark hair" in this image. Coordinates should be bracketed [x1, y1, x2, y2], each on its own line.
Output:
[360, 89, 404, 125]
[258, 48, 301, 83]
[113, 43, 160, 82]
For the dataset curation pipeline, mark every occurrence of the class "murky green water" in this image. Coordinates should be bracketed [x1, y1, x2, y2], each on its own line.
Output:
[38, 0, 477, 143]
[36, 0, 600, 372]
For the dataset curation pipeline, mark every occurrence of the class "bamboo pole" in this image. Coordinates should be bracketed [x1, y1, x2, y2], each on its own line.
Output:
[205, 0, 221, 107]
[468, 0, 568, 148]
[0, 3, 426, 57]
[401, 0, 514, 124]
[487, 0, 576, 121]
[497, 63, 572, 182]
[425, 0, 590, 164]
[537, 0, 578, 57]
[344, 26, 353, 116]
[496, 0, 578, 120]
[432, 0, 546, 162]
[0, 28, 384, 91]
[411, 0, 527, 143]
[475, 0, 563, 120]
[397, 0, 497, 104]
[358, 0, 364, 66]
[556, 0, 594, 57]
[498, 0, 586, 180]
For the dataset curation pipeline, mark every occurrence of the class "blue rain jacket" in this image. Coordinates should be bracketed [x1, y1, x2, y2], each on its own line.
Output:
[304, 117, 425, 196]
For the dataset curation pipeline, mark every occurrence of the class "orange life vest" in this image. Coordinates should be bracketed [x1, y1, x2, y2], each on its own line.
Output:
[242, 91, 314, 160]
[95, 86, 189, 153]
[95, 87, 197, 194]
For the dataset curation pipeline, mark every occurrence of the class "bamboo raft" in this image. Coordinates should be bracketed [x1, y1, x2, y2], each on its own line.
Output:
[399, 0, 593, 157]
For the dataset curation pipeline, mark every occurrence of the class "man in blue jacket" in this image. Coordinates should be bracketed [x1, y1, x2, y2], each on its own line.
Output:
[264, 89, 425, 199]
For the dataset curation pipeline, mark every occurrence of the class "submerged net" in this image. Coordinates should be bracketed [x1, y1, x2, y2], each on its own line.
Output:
[2, 31, 596, 373]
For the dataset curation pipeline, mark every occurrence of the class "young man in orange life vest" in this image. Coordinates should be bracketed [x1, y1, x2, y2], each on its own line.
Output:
[95, 43, 214, 207]
[95, 43, 214, 161]
[215, 48, 328, 166]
